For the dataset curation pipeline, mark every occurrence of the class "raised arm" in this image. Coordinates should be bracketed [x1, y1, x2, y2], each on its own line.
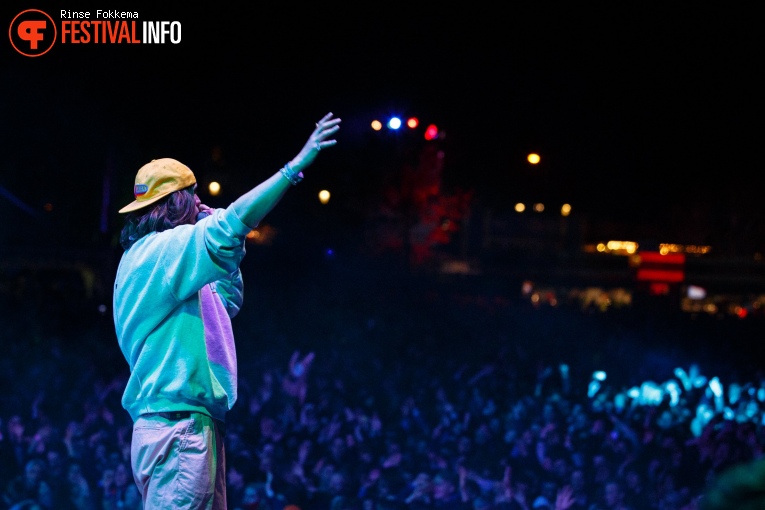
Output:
[231, 112, 341, 228]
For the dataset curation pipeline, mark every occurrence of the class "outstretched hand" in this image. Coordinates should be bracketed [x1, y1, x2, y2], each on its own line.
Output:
[289, 351, 315, 379]
[555, 485, 575, 510]
[290, 112, 341, 173]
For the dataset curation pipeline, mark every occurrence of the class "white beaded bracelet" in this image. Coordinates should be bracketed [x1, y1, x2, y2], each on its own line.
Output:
[280, 162, 304, 186]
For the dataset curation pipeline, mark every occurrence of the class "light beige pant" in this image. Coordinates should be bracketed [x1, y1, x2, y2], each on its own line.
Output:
[131, 412, 226, 510]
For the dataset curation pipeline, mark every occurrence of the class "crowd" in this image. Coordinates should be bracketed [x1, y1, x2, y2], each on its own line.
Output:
[1, 257, 764, 510]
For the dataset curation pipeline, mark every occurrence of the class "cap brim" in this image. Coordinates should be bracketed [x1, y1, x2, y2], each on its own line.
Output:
[118, 190, 174, 213]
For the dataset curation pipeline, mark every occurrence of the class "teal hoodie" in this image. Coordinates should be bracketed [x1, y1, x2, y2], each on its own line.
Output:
[113, 206, 251, 422]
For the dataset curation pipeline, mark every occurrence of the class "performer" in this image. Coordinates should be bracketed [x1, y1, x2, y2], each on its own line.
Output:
[112, 113, 341, 509]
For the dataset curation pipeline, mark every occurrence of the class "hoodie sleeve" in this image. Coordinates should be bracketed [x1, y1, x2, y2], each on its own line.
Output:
[160, 206, 252, 302]
[215, 269, 244, 318]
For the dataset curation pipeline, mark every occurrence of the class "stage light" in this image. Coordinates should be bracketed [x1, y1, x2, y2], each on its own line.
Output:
[209, 182, 221, 196]
[407, 117, 419, 128]
[687, 285, 706, 299]
[424, 124, 438, 140]
[527, 153, 540, 164]
[371, 120, 382, 131]
[318, 190, 330, 204]
[387, 117, 402, 130]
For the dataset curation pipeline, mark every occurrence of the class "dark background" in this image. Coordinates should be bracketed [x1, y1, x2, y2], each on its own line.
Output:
[2, 4, 763, 251]
[0, 2, 764, 425]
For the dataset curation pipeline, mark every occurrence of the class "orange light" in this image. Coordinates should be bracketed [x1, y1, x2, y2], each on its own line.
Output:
[371, 120, 382, 131]
[527, 153, 540, 164]
[407, 117, 419, 128]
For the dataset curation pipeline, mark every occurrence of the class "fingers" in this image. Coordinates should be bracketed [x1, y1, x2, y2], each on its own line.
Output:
[314, 113, 341, 134]
[318, 115, 341, 126]
[313, 118, 340, 152]
[315, 139, 338, 151]
[314, 123, 341, 142]
[294, 113, 341, 167]
[317, 124, 340, 138]
[320, 123, 341, 135]
[313, 113, 341, 148]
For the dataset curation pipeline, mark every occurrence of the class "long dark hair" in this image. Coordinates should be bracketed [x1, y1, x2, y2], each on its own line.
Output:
[119, 185, 196, 250]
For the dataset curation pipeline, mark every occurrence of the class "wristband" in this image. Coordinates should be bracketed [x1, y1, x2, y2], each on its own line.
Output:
[280, 162, 304, 186]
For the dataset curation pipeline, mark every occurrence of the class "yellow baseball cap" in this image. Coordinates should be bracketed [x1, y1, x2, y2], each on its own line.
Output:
[119, 158, 196, 213]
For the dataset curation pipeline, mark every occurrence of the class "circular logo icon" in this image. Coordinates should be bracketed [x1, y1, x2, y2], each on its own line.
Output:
[9, 9, 57, 57]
